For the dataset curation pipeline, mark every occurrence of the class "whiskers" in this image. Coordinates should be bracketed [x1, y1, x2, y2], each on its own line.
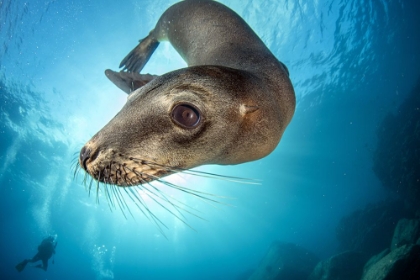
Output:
[71, 153, 259, 236]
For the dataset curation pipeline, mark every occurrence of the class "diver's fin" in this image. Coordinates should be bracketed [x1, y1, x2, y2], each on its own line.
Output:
[15, 260, 28, 272]
[105, 69, 158, 94]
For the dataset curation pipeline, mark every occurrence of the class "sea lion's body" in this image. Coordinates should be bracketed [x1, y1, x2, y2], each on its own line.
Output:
[79, 0, 295, 186]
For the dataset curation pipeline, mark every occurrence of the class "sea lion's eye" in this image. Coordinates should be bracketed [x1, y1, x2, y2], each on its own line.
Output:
[171, 104, 201, 128]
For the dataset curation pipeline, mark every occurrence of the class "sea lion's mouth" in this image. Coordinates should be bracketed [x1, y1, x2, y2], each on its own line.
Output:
[83, 157, 173, 187]
[90, 158, 172, 187]
[78, 147, 173, 186]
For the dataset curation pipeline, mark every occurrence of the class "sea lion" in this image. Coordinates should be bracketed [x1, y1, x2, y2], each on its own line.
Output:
[79, 0, 295, 187]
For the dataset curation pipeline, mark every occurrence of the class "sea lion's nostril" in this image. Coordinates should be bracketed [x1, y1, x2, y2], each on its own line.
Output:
[80, 146, 91, 170]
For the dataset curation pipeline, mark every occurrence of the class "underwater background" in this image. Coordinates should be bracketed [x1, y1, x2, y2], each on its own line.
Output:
[1, 0, 419, 279]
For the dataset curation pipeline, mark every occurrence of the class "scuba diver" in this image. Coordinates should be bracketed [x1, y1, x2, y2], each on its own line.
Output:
[15, 235, 57, 272]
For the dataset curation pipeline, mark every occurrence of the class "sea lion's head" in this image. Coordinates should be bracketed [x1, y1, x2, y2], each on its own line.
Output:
[79, 66, 286, 186]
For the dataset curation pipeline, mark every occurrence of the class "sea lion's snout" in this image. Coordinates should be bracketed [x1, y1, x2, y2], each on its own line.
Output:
[78, 128, 176, 186]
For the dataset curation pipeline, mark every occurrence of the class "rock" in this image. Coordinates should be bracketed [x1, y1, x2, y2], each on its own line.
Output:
[308, 251, 368, 280]
[362, 249, 390, 276]
[373, 78, 420, 207]
[248, 242, 319, 280]
[390, 219, 420, 250]
[336, 200, 410, 256]
[361, 244, 420, 280]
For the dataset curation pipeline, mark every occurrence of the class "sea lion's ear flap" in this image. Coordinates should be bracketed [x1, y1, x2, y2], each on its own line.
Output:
[240, 104, 259, 115]
[105, 69, 158, 94]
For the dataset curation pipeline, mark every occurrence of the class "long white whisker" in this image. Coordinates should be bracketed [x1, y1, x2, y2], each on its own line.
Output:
[72, 151, 253, 235]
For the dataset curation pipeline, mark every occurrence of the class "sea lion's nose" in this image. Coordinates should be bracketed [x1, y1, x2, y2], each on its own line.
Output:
[79, 146, 91, 170]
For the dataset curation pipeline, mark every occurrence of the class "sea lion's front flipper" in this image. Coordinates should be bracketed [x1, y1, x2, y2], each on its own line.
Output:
[119, 33, 160, 73]
[105, 69, 158, 94]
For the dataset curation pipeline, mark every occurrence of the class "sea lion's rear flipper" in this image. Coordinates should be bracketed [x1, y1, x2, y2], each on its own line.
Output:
[15, 260, 28, 272]
[105, 69, 158, 94]
[119, 33, 160, 73]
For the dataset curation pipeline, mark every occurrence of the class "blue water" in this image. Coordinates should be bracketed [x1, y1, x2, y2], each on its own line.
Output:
[1, 0, 419, 279]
